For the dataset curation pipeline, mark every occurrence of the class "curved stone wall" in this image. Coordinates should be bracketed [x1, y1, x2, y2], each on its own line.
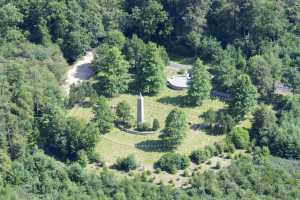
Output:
[118, 126, 158, 135]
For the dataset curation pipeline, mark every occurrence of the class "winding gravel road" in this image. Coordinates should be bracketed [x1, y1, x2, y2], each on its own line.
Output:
[63, 50, 95, 94]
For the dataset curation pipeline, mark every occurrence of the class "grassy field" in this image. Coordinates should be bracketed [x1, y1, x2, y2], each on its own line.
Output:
[109, 88, 225, 129]
[68, 67, 236, 166]
[95, 88, 226, 165]
[97, 128, 225, 166]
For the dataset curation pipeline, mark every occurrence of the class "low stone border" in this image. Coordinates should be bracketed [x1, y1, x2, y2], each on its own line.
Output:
[118, 126, 158, 135]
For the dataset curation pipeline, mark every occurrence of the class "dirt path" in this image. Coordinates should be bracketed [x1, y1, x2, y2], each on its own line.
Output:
[63, 50, 95, 94]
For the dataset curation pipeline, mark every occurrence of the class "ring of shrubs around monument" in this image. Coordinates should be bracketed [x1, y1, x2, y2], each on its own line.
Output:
[117, 124, 158, 135]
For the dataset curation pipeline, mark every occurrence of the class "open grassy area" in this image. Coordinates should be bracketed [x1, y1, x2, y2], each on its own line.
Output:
[95, 88, 226, 165]
[109, 88, 225, 129]
[68, 73, 230, 166]
[96, 128, 225, 166]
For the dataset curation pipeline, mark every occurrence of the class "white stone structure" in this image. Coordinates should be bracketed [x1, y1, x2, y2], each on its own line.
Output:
[137, 93, 144, 125]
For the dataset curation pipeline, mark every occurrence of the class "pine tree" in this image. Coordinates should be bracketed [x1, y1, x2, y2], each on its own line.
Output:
[188, 59, 212, 106]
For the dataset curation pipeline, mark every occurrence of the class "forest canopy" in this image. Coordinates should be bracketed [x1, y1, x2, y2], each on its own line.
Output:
[0, 0, 300, 199]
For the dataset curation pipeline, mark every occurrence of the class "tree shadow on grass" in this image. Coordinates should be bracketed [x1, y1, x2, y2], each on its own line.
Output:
[135, 140, 173, 152]
[190, 123, 208, 131]
[157, 95, 190, 108]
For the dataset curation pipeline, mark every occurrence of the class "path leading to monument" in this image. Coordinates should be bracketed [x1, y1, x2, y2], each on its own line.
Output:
[167, 61, 192, 71]
[63, 50, 95, 94]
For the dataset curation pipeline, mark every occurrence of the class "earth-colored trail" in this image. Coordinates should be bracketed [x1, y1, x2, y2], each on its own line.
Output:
[63, 50, 95, 94]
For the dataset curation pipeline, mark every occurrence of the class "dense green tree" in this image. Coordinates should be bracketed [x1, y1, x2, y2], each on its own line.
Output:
[247, 55, 275, 97]
[187, 59, 212, 106]
[114, 155, 138, 172]
[250, 105, 277, 147]
[214, 113, 235, 135]
[247, 54, 282, 97]
[38, 106, 98, 161]
[284, 67, 300, 94]
[62, 29, 90, 62]
[161, 108, 187, 149]
[0, 3, 23, 42]
[228, 127, 250, 149]
[128, 0, 172, 41]
[93, 97, 114, 134]
[103, 30, 126, 49]
[201, 109, 217, 129]
[229, 74, 258, 121]
[116, 101, 135, 128]
[213, 56, 238, 91]
[124, 34, 146, 72]
[136, 42, 165, 95]
[155, 152, 190, 174]
[93, 45, 130, 97]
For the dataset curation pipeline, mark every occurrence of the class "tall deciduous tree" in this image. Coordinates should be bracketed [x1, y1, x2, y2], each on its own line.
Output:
[129, 0, 172, 41]
[188, 59, 212, 106]
[161, 108, 187, 149]
[136, 42, 165, 95]
[93, 97, 114, 134]
[124, 34, 146, 72]
[93, 45, 130, 97]
[250, 105, 277, 147]
[247, 54, 282, 97]
[229, 74, 258, 121]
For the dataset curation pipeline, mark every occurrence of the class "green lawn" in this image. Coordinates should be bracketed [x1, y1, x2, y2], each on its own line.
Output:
[68, 88, 256, 166]
[96, 128, 225, 166]
[94, 88, 226, 165]
[109, 88, 225, 129]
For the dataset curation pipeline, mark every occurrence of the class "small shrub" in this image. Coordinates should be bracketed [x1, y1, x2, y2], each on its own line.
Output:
[214, 142, 225, 154]
[155, 153, 190, 174]
[88, 152, 103, 165]
[128, 171, 134, 176]
[190, 149, 209, 164]
[224, 141, 236, 153]
[183, 169, 189, 177]
[154, 168, 161, 174]
[137, 122, 151, 131]
[145, 170, 151, 176]
[76, 150, 88, 167]
[227, 127, 250, 149]
[114, 155, 138, 172]
[205, 145, 218, 156]
[141, 172, 148, 182]
[149, 177, 155, 183]
[116, 101, 135, 128]
[152, 119, 160, 131]
[207, 160, 212, 165]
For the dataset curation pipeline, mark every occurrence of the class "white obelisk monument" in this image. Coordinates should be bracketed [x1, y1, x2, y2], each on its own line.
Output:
[137, 93, 144, 125]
